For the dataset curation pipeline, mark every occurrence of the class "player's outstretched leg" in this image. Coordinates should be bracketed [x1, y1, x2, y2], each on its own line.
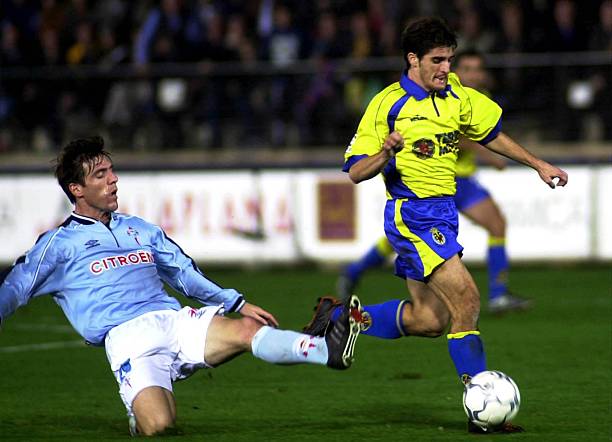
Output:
[251, 295, 363, 369]
[303, 296, 409, 339]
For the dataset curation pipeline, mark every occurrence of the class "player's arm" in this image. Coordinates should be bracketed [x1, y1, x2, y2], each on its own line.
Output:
[151, 225, 279, 326]
[460, 85, 567, 188]
[348, 131, 404, 183]
[484, 132, 568, 188]
[150, 225, 248, 312]
[0, 231, 62, 326]
[458, 136, 506, 170]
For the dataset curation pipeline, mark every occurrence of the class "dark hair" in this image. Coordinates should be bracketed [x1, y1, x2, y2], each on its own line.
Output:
[454, 48, 485, 67]
[54, 136, 111, 203]
[401, 17, 457, 65]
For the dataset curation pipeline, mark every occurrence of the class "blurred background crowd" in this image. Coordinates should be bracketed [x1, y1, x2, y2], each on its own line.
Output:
[1, 0, 611, 152]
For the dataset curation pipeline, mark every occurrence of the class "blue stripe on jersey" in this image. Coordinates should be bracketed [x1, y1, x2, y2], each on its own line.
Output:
[387, 95, 409, 132]
[343, 154, 368, 173]
[383, 157, 419, 200]
[478, 118, 502, 145]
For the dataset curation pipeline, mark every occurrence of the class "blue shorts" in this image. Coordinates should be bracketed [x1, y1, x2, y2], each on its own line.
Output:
[384, 197, 464, 282]
[454, 176, 491, 211]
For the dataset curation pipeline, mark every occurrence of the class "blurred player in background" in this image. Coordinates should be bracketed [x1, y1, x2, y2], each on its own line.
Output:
[337, 50, 531, 314]
[304, 17, 567, 433]
[0, 136, 363, 436]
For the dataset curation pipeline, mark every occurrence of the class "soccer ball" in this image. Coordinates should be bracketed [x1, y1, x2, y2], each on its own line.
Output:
[463, 370, 521, 431]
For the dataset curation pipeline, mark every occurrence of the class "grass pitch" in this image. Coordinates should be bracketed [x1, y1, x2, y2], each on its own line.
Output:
[0, 265, 610, 441]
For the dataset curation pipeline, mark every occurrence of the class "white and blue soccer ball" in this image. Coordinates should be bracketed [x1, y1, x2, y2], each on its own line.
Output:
[463, 370, 521, 431]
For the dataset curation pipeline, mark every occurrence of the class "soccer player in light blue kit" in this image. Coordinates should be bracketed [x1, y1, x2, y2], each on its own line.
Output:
[0, 136, 363, 436]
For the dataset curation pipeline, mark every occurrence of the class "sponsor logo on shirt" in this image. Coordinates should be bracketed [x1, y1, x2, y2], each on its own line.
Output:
[409, 115, 428, 121]
[84, 239, 100, 249]
[89, 250, 155, 274]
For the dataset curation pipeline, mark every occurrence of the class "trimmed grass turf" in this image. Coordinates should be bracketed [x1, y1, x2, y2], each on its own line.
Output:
[0, 265, 610, 441]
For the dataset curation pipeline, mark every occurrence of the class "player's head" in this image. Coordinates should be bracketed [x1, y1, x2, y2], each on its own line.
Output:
[453, 49, 486, 90]
[54, 136, 118, 213]
[401, 17, 457, 92]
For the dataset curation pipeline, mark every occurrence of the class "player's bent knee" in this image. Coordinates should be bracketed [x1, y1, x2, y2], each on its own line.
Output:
[408, 310, 449, 337]
[134, 407, 175, 436]
[419, 316, 448, 337]
[234, 317, 264, 349]
[138, 415, 175, 436]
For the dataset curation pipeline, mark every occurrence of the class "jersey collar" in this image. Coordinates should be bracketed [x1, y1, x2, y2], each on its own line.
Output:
[67, 212, 117, 226]
[400, 70, 456, 100]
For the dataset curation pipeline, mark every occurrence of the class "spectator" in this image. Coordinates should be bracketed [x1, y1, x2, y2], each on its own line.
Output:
[259, 2, 305, 146]
[456, 8, 496, 54]
[587, 0, 612, 139]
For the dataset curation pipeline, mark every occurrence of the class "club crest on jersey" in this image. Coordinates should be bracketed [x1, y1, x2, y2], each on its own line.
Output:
[126, 226, 141, 245]
[412, 138, 435, 159]
[430, 227, 446, 245]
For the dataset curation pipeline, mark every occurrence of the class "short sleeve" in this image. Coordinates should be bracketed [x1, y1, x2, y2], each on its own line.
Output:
[459, 87, 503, 143]
[343, 91, 391, 169]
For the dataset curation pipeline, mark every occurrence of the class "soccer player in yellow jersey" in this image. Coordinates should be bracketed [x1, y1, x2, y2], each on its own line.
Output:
[337, 50, 531, 314]
[304, 17, 567, 433]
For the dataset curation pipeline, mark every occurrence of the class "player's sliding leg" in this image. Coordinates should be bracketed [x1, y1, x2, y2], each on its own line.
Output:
[337, 237, 394, 299]
[206, 295, 363, 370]
[305, 283, 450, 341]
[252, 294, 363, 369]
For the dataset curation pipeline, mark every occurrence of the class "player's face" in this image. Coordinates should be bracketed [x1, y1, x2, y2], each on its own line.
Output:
[454, 56, 486, 89]
[409, 46, 455, 92]
[72, 156, 119, 219]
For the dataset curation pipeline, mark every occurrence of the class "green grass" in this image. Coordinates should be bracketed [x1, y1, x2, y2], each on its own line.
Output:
[0, 265, 610, 441]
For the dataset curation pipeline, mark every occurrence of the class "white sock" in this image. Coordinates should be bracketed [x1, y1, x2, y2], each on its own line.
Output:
[251, 326, 328, 365]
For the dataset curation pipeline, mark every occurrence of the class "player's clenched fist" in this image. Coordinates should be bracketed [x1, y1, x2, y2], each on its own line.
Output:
[382, 131, 404, 157]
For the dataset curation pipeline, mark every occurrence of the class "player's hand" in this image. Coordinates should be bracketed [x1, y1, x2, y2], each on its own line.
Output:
[537, 161, 568, 189]
[382, 131, 404, 158]
[239, 302, 280, 328]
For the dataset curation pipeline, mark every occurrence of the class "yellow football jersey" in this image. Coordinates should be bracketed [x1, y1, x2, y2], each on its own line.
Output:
[344, 72, 501, 198]
[455, 148, 477, 178]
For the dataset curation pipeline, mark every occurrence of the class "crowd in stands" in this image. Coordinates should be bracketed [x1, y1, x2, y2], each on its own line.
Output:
[1, 0, 611, 152]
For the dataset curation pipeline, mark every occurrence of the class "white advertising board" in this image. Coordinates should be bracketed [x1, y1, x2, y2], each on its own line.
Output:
[0, 165, 609, 264]
[458, 166, 593, 261]
[595, 167, 612, 259]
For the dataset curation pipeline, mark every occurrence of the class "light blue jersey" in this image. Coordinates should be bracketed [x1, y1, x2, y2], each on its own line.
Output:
[0, 212, 245, 345]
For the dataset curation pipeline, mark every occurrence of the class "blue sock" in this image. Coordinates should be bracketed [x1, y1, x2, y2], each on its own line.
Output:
[251, 326, 328, 365]
[331, 299, 408, 339]
[447, 331, 487, 380]
[345, 245, 387, 282]
[487, 237, 509, 300]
